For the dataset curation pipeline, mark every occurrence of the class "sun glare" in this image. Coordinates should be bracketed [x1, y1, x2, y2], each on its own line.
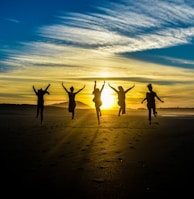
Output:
[101, 88, 116, 109]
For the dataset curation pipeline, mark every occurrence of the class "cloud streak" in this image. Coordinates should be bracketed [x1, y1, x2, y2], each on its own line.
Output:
[1, 0, 194, 71]
[4, 18, 20, 23]
[1, 0, 194, 107]
[37, 0, 194, 54]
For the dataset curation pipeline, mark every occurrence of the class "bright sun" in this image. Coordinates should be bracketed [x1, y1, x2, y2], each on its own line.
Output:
[101, 88, 116, 109]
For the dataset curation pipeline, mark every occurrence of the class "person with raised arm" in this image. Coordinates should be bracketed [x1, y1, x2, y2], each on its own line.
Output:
[33, 84, 50, 124]
[92, 80, 105, 124]
[62, 82, 85, 119]
[108, 83, 135, 116]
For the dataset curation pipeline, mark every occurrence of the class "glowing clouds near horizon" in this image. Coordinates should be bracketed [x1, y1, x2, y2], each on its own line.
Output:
[1, 1, 194, 107]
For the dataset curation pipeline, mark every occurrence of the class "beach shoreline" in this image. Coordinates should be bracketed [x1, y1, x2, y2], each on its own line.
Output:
[1, 104, 194, 197]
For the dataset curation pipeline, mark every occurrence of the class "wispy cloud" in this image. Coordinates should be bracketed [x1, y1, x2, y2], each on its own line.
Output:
[1, 0, 194, 70]
[1, 0, 194, 107]
[1, 0, 194, 85]
[4, 18, 20, 23]
[33, 0, 194, 57]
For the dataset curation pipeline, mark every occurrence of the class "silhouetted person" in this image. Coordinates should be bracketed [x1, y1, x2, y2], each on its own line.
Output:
[108, 83, 135, 116]
[62, 82, 85, 119]
[33, 84, 50, 124]
[141, 83, 164, 124]
[92, 80, 105, 124]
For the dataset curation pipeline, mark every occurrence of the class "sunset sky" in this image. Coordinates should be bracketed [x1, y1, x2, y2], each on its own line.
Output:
[1, 0, 194, 109]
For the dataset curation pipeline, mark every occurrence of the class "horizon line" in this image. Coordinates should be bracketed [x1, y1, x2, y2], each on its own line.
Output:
[0, 103, 194, 109]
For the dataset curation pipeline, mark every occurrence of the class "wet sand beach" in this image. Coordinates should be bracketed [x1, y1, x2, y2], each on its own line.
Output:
[1, 104, 194, 198]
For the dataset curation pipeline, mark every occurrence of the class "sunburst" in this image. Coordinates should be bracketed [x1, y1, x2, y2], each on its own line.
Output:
[101, 88, 116, 109]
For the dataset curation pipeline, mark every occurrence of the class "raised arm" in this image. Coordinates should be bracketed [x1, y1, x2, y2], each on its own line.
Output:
[62, 82, 69, 93]
[75, 85, 86, 94]
[108, 83, 118, 93]
[100, 81, 105, 92]
[94, 81, 97, 90]
[44, 84, 50, 95]
[32, 85, 37, 94]
[44, 84, 50, 91]
[125, 84, 135, 93]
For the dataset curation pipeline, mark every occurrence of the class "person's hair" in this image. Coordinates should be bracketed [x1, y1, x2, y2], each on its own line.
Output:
[147, 84, 152, 89]
[70, 86, 74, 91]
[118, 86, 123, 91]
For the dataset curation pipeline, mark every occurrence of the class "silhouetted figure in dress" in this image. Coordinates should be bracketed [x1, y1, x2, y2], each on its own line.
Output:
[108, 83, 135, 116]
[33, 84, 50, 124]
[92, 80, 105, 124]
[62, 82, 85, 119]
[141, 83, 164, 124]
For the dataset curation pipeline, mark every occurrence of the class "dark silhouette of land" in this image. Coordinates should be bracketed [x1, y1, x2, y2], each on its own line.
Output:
[51, 101, 91, 109]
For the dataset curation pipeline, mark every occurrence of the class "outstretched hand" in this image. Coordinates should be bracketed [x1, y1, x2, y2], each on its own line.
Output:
[141, 98, 145, 104]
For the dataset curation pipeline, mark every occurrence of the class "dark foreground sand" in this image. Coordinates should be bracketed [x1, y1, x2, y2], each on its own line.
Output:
[1, 104, 194, 198]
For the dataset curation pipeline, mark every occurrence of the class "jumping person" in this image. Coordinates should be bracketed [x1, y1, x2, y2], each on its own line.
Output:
[62, 82, 85, 119]
[92, 80, 105, 124]
[33, 84, 50, 124]
[141, 83, 164, 124]
[108, 83, 135, 116]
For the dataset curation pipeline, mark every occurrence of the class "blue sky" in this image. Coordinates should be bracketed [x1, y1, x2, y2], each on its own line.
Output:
[1, 0, 194, 108]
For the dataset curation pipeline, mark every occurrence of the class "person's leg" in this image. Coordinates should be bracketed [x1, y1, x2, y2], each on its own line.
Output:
[147, 105, 151, 124]
[40, 106, 44, 124]
[72, 110, 75, 119]
[118, 107, 122, 116]
[122, 103, 126, 114]
[153, 104, 157, 117]
[36, 105, 39, 118]
[96, 106, 100, 124]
